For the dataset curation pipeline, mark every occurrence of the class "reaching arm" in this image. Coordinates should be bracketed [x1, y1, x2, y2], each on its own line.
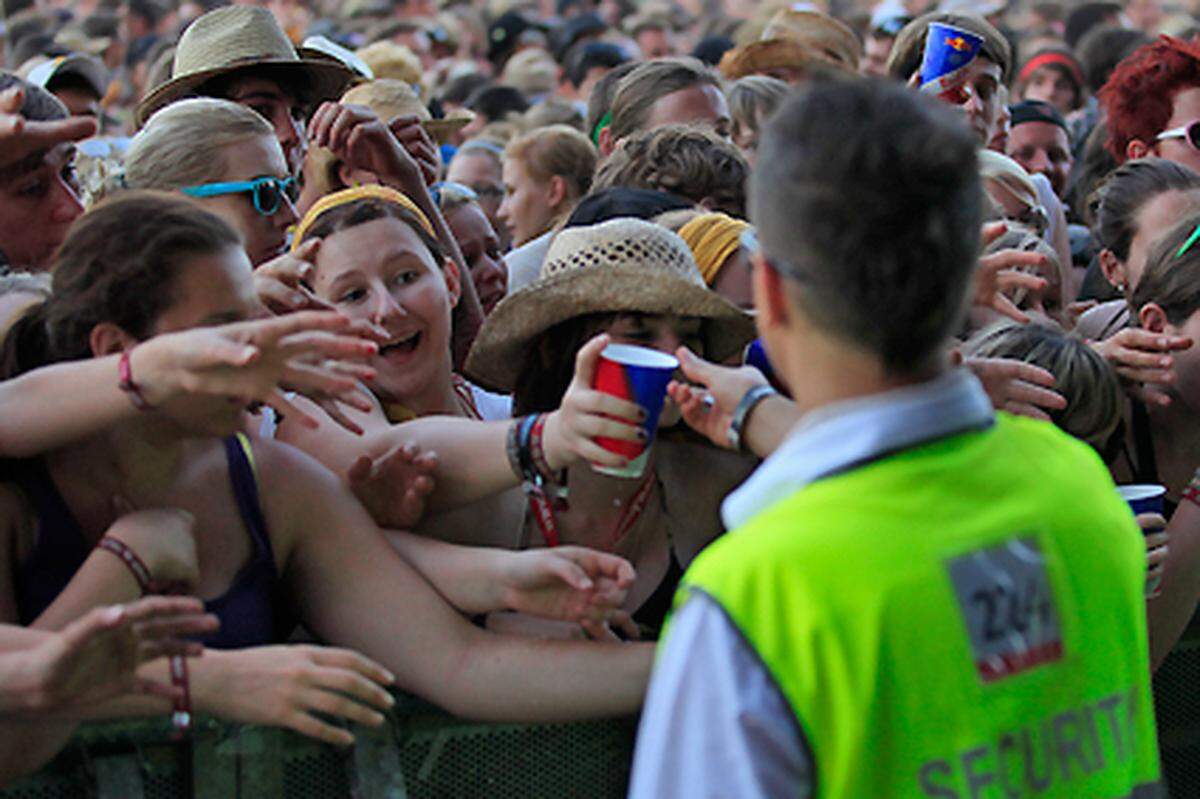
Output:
[0, 313, 380, 459]
[262, 439, 653, 722]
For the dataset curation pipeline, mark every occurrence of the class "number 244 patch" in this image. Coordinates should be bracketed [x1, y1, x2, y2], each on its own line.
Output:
[945, 537, 1063, 682]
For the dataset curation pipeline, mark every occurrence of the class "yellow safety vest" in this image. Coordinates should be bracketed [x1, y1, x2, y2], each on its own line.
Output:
[680, 414, 1160, 798]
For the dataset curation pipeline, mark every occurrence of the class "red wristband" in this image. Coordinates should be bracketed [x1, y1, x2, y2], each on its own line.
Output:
[1182, 485, 1200, 509]
[97, 537, 153, 595]
[169, 654, 191, 738]
[118, 350, 155, 412]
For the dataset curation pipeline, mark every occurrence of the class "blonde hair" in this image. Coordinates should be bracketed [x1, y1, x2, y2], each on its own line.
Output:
[727, 75, 789, 142]
[978, 149, 1047, 235]
[502, 49, 558, 98]
[504, 124, 597, 202]
[964, 319, 1122, 454]
[124, 99, 273, 191]
[355, 40, 423, 89]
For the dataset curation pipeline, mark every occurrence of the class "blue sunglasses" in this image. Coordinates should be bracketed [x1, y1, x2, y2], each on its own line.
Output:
[181, 176, 299, 216]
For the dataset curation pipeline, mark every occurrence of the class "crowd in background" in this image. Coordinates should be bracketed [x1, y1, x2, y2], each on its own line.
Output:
[0, 0, 1197, 791]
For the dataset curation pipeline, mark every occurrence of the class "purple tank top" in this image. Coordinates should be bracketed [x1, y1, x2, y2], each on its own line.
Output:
[8, 435, 292, 648]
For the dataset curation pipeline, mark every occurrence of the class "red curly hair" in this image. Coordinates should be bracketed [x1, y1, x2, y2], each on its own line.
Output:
[1100, 35, 1200, 162]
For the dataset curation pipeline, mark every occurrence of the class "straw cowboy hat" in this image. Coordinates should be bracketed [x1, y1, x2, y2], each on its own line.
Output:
[136, 6, 357, 127]
[465, 218, 755, 393]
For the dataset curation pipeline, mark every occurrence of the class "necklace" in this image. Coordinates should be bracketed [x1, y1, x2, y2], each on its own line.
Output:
[528, 470, 658, 550]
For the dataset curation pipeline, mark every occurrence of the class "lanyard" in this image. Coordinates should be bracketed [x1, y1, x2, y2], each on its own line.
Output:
[528, 470, 657, 549]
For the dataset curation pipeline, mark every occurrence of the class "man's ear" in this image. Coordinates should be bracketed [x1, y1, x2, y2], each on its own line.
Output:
[1127, 139, 1152, 162]
[442, 257, 462, 308]
[546, 174, 568, 211]
[1098, 248, 1129, 292]
[1139, 302, 1170, 334]
[598, 126, 615, 158]
[751, 251, 791, 335]
[89, 322, 138, 359]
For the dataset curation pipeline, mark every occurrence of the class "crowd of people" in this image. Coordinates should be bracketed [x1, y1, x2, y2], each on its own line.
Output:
[0, 0, 1195, 793]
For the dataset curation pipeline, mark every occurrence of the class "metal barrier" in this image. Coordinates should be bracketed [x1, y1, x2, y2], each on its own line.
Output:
[1154, 625, 1200, 798]
[8, 626, 1194, 798]
[0, 694, 638, 798]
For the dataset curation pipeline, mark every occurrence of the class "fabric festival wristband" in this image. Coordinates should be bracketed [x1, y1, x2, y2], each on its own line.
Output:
[169, 655, 191, 738]
[118, 349, 155, 412]
[97, 537, 153, 595]
[1182, 468, 1200, 508]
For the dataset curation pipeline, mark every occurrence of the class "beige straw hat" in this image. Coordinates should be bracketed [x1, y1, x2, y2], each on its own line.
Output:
[135, 6, 358, 127]
[465, 218, 755, 392]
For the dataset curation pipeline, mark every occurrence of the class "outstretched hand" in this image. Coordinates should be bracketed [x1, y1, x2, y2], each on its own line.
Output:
[667, 346, 769, 449]
[499, 546, 637, 631]
[348, 441, 438, 530]
[141, 311, 385, 433]
[0, 87, 96, 170]
[973, 222, 1049, 325]
[8, 597, 218, 716]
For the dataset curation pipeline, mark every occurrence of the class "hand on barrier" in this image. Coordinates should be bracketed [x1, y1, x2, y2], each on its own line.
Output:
[194, 645, 396, 747]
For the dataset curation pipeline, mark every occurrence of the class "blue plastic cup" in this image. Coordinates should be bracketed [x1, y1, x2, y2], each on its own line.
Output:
[1118, 484, 1166, 516]
[591, 343, 678, 478]
[1119, 484, 1166, 597]
[919, 22, 984, 103]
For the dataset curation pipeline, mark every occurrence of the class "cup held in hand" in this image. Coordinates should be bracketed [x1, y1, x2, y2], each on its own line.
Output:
[919, 23, 984, 104]
[1117, 484, 1167, 517]
[591, 344, 678, 478]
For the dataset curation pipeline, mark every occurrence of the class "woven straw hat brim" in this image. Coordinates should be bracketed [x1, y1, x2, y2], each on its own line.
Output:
[135, 59, 357, 127]
[423, 115, 472, 143]
[464, 264, 756, 393]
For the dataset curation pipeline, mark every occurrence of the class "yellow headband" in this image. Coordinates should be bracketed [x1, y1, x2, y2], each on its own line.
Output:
[292, 184, 435, 251]
[677, 213, 751, 286]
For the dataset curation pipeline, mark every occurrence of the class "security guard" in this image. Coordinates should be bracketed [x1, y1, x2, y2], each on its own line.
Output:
[629, 80, 1160, 798]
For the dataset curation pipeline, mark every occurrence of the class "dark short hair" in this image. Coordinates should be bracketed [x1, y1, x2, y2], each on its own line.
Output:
[751, 80, 982, 372]
[565, 41, 629, 89]
[465, 84, 529, 121]
[1065, 2, 1122, 48]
